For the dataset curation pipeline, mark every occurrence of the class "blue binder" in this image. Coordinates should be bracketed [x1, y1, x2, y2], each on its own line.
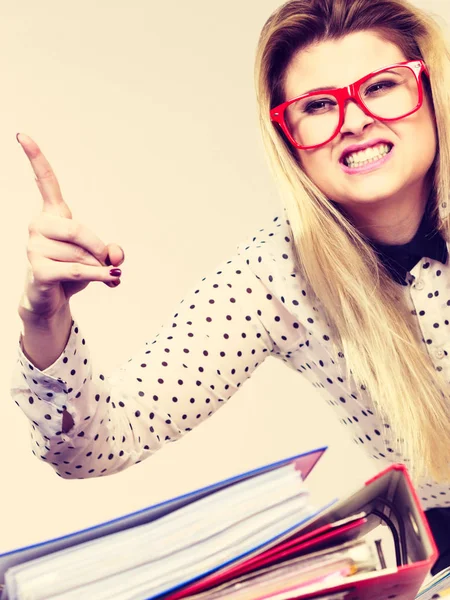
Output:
[0, 446, 327, 598]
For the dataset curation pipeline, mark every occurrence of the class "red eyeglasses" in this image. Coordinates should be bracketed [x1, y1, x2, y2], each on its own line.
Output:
[270, 60, 429, 150]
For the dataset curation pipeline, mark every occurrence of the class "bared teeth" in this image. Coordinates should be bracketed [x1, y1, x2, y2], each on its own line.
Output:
[343, 143, 392, 163]
[343, 143, 392, 166]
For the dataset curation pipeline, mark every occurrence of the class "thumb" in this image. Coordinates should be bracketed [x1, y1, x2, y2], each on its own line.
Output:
[105, 243, 125, 267]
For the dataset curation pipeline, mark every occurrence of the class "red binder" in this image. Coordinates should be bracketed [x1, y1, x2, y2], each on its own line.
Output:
[164, 463, 438, 600]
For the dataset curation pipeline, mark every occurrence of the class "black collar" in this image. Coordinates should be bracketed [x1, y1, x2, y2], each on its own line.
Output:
[369, 200, 448, 286]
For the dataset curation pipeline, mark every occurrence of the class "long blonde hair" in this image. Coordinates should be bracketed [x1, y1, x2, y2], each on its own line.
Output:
[255, 0, 450, 483]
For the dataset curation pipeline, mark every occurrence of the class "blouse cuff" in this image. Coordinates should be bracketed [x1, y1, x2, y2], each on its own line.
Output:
[15, 320, 91, 438]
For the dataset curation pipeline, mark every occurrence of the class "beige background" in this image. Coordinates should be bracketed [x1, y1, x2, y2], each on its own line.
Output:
[1, 0, 448, 553]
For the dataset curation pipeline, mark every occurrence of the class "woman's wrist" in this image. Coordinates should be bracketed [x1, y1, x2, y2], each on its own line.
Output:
[20, 303, 73, 370]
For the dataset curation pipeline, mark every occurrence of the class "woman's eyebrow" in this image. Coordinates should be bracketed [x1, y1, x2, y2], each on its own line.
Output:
[301, 68, 400, 96]
[301, 84, 338, 95]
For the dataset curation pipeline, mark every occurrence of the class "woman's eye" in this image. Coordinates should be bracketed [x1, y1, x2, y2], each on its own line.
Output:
[305, 100, 333, 113]
[366, 81, 397, 95]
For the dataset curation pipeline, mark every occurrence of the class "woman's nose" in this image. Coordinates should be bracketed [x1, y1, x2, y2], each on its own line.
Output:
[339, 99, 376, 136]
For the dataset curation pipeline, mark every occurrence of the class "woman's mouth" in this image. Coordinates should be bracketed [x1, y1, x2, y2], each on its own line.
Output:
[339, 143, 394, 175]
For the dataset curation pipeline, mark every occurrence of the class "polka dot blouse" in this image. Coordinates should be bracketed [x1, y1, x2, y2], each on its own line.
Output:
[10, 209, 450, 510]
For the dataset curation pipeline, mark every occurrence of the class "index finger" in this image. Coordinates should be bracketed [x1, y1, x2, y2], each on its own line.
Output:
[17, 133, 72, 219]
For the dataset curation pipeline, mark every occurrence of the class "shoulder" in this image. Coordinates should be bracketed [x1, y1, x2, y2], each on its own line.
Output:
[236, 209, 298, 277]
[235, 210, 311, 353]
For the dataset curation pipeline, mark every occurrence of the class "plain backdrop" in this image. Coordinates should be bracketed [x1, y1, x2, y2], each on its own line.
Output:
[1, 0, 449, 553]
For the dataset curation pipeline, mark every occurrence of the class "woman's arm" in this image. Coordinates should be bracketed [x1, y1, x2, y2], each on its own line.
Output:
[11, 249, 284, 479]
[20, 303, 73, 371]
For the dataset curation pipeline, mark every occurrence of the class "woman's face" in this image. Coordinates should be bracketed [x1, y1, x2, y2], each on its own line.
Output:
[283, 30, 437, 230]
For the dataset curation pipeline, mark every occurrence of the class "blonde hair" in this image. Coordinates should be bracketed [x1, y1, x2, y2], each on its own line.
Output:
[255, 0, 450, 483]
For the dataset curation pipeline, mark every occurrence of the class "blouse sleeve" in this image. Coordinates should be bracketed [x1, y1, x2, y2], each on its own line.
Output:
[10, 224, 305, 479]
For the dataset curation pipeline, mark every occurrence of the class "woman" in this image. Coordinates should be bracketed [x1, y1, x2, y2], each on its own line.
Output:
[11, 0, 450, 575]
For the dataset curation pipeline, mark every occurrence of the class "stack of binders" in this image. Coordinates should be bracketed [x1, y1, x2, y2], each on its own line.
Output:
[0, 446, 440, 600]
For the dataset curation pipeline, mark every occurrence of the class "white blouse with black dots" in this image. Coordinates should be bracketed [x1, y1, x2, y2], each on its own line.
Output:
[10, 212, 450, 510]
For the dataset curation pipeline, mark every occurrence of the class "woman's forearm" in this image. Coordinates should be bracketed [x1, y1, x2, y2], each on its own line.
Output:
[20, 303, 73, 371]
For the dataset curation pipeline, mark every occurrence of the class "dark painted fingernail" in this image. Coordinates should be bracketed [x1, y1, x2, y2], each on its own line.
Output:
[110, 268, 121, 277]
[105, 254, 112, 266]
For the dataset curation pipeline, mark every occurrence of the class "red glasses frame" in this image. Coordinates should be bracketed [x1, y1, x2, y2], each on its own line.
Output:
[270, 60, 429, 150]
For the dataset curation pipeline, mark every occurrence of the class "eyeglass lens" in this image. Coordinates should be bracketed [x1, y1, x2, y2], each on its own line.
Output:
[284, 66, 419, 147]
